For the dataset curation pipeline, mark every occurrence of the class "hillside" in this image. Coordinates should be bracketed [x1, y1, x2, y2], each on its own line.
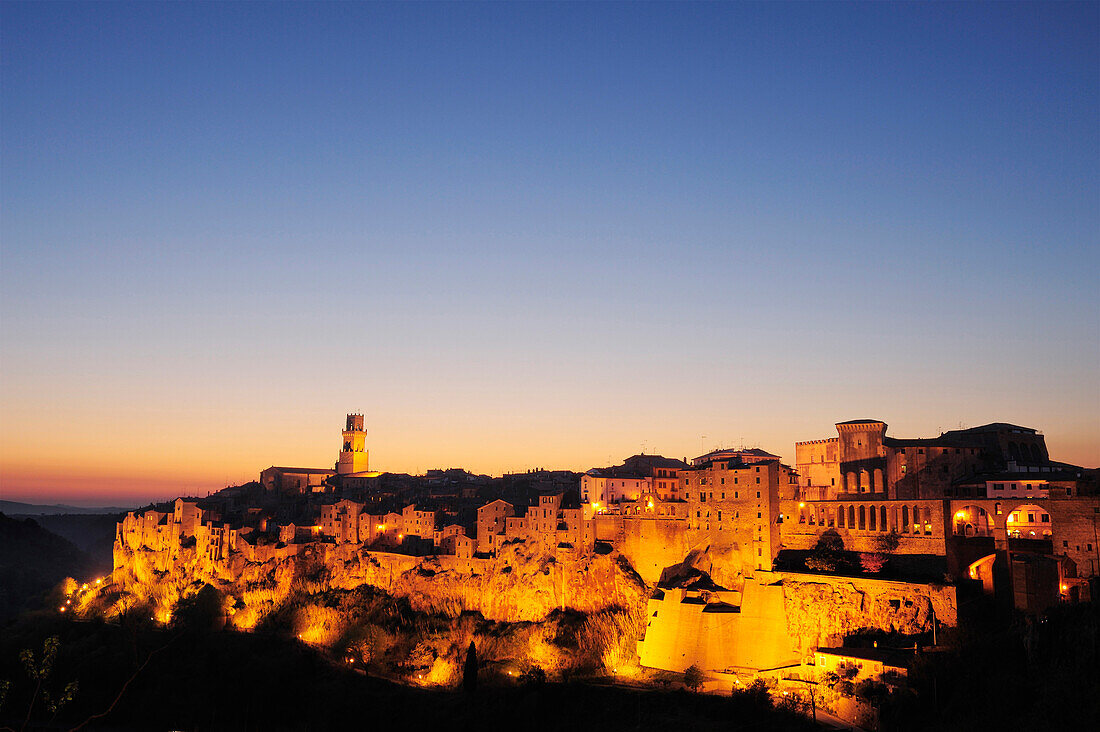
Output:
[0, 513, 96, 622]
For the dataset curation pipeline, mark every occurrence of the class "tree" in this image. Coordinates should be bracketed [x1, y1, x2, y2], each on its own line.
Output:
[13, 636, 78, 728]
[807, 531, 846, 572]
[462, 641, 478, 694]
[683, 664, 703, 692]
[875, 530, 901, 554]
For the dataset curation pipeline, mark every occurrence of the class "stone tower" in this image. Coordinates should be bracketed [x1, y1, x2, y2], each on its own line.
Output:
[337, 413, 369, 475]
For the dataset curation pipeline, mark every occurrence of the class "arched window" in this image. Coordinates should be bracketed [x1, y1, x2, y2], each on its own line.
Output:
[858, 505, 866, 530]
[848, 505, 856, 528]
[869, 505, 877, 531]
[873, 468, 884, 493]
[880, 506, 888, 532]
[912, 506, 920, 531]
[902, 506, 909, 532]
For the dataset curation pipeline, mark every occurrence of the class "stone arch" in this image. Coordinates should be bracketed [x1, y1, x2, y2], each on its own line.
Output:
[1005, 503, 1052, 538]
[953, 505, 993, 537]
[869, 505, 877, 530]
[858, 505, 866, 530]
[880, 506, 888, 532]
[848, 505, 856, 528]
[901, 505, 909, 532]
[968, 553, 996, 594]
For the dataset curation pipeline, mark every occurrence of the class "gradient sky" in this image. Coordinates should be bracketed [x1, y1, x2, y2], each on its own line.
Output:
[2, 2, 1098, 505]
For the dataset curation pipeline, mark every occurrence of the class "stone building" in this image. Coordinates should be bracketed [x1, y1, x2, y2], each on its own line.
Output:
[796, 420, 1059, 501]
[581, 454, 687, 506]
[681, 456, 800, 573]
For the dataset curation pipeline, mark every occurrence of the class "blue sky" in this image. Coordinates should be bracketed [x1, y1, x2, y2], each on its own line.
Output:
[2, 2, 1097, 501]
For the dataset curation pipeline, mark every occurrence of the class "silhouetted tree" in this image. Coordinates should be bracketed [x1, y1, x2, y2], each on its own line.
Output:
[683, 664, 703, 692]
[462, 641, 477, 694]
[172, 584, 223, 633]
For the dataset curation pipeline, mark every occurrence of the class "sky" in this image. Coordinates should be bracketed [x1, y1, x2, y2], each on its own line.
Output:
[2, 2, 1098, 505]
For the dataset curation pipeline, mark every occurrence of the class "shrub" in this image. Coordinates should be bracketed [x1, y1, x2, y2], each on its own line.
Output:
[683, 664, 704, 692]
[860, 553, 887, 573]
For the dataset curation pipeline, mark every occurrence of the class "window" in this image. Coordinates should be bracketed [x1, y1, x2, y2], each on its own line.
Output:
[756, 477, 760, 484]
[721, 478, 725, 484]
[735, 492, 739, 499]
[756, 491, 761, 498]
[757, 512, 761, 518]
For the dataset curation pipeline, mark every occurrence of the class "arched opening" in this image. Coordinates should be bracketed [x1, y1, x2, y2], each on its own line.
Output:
[1006, 504, 1052, 539]
[848, 505, 855, 528]
[901, 506, 909, 532]
[868, 505, 877, 531]
[880, 506, 888, 532]
[912, 505, 920, 533]
[873, 468, 884, 493]
[968, 553, 996, 594]
[859, 470, 870, 493]
[859, 505, 866, 530]
[846, 472, 857, 493]
[953, 505, 993, 537]
[837, 507, 845, 528]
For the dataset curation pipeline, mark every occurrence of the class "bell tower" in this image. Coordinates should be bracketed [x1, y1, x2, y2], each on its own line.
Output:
[337, 413, 369, 475]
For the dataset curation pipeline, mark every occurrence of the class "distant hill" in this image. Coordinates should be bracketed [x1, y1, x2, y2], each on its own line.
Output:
[1, 499, 134, 515]
[21, 512, 123, 573]
[0, 513, 96, 622]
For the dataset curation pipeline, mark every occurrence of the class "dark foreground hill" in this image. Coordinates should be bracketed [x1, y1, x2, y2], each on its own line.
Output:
[0, 616, 817, 732]
[0, 513, 95, 622]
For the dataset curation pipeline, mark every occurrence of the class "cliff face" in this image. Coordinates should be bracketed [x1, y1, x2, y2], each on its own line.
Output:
[781, 573, 957, 653]
[109, 537, 647, 627]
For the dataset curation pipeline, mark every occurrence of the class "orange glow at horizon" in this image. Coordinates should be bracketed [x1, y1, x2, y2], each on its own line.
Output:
[2, 404, 1098, 506]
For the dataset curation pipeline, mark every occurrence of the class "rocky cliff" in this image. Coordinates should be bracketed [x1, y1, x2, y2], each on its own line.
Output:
[107, 536, 648, 629]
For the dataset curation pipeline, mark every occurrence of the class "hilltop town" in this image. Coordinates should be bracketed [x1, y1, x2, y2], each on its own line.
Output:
[104, 414, 1099, 726]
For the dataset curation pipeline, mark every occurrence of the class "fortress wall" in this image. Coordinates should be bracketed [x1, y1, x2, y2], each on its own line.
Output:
[637, 581, 801, 673]
[638, 572, 957, 673]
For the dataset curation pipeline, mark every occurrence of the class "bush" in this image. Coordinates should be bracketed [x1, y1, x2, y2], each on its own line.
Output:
[859, 553, 887, 573]
[875, 530, 901, 554]
[683, 664, 704, 692]
[733, 678, 772, 709]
